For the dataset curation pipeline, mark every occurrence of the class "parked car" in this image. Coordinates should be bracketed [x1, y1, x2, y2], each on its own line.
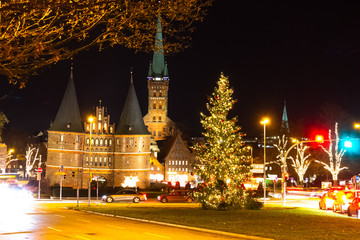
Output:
[347, 197, 360, 217]
[333, 190, 359, 213]
[157, 190, 195, 203]
[319, 190, 337, 210]
[102, 189, 147, 203]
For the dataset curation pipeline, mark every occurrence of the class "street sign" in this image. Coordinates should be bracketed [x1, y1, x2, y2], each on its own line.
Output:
[38, 167, 43, 173]
[55, 172, 66, 175]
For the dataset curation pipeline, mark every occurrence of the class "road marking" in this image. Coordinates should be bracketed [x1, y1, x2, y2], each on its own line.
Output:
[76, 219, 91, 223]
[75, 236, 91, 240]
[47, 227, 61, 232]
[106, 224, 126, 230]
[144, 232, 170, 239]
[54, 214, 65, 218]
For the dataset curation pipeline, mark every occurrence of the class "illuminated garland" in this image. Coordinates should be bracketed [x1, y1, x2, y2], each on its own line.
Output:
[192, 73, 251, 210]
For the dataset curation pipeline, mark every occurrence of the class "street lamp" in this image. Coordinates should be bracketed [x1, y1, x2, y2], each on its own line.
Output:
[261, 117, 270, 204]
[88, 116, 94, 206]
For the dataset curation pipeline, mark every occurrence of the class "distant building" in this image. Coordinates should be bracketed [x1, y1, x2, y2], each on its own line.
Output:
[45, 16, 186, 190]
[157, 134, 197, 187]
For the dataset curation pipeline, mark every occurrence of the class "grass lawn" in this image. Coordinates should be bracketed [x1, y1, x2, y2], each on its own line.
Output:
[68, 203, 360, 240]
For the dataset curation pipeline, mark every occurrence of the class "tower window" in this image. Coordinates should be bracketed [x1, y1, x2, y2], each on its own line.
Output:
[153, 104, 156, 109]
[109, 139, 112, 146]
[60, 134, 64, 142]
[153, 115, 156, 121]
[95, 139, 99, 146]
[100, 139, 103, 146]
[104, 139, 108, 146]
[153, 91, 156, 97]
[159, 115, 162, 121]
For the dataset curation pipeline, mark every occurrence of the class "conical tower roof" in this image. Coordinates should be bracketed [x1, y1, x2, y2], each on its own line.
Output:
[49, 66, 83, 133]
[280, 101, 290, 135]
[115, 77, 150, 135]
[148, 16, 169, 80]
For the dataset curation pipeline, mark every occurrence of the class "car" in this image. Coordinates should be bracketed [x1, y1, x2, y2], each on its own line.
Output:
[157, 190, 195, 203]
[319, 190, 338, 210]
[333, 190, 359, 213]
[102, 189, 147, 203]
[348, 197, 360, 217]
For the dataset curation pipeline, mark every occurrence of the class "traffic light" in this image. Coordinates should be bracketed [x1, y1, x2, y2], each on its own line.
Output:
[315, 135, 324, 143]
[344, 140, 353, 148]
[284, 173, 289, 180]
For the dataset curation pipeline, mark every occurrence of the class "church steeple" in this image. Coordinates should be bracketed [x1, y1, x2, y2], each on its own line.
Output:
[49, 64, 83, 132]
[280, 101, 290, 135]
[148, 16, 169, 80]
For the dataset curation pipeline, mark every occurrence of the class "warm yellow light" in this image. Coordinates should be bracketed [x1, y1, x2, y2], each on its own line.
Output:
[260, 118, 270, 125]
[354, 123, 360, 129]
[246, 146, 252, 150]
[292, 138, 298, 143]
[315, 135, 324, 142]
[8, 149, 14, 154]
[88, 116, 94, 123]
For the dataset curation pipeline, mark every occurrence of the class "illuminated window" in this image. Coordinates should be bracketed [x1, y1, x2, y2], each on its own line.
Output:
[91, 138, 94, 145]
[109, 139, 112, 146]
[104, 139, 108, 146]
[157, 167, 160, 171]
[95, 139, 99, 146]
[86, 138, 90, 145]
[100, 139, 103, 146]
[104, 157, 107, 166]
[151, 167, 154, 171]
[175, 160, 178, 165]
[104, 123, 107, 130]
[186, 160, 188, 165]
[99, 114, 102, 121]
[110, 127, 113, 133]
[98, 123, 101, 131]
[76, 135, 80, 143]
[116, 138, 120, 145]
[60, 134, 64, 142]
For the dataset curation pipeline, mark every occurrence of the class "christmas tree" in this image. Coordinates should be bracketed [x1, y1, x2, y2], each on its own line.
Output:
[193, 73, 252, 210]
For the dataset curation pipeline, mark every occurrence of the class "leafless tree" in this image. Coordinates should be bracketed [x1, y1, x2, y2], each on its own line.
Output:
[25, 146, 42, 177]
[315, 122, 347, 186]
[288, 143, 312, 186]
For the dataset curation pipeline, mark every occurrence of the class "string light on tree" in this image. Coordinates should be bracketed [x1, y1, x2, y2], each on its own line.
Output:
[192, 73, 251, 210]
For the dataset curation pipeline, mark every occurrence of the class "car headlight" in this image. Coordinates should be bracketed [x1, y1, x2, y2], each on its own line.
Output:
[102, 195, 107, 200]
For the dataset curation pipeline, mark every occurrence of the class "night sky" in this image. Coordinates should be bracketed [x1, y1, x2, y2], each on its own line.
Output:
[3, 1, 360, 140]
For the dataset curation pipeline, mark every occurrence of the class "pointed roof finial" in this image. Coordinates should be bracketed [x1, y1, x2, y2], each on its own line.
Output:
[70, 61, 74, 80]
[130, 67, 134, 83]
[99, 100, 102, 108]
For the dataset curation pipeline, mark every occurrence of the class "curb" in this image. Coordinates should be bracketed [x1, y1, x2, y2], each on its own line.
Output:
[78, 209, 274, 240]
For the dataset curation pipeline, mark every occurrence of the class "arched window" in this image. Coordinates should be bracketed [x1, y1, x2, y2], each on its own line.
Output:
[104, 139, 108, 146]
[100, 139, 103, 146]
[91, 138, 94, 145]
[86, 138, 90, 145]
[95, 138, 99, 146]
[109, 139, 112, 146]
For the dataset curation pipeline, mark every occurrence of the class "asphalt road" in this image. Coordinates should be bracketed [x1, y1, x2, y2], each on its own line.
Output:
[0, 201, 252, 240]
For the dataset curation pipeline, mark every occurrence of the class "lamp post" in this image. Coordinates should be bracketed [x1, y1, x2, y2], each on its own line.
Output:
[261, 118, 269, 204]
[88, 116, 94, 206]
[246, 146, 253, 165]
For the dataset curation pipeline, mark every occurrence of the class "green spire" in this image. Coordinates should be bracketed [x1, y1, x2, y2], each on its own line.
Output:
[148, 16, 168, 80]
[280, 101, 290, 135]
